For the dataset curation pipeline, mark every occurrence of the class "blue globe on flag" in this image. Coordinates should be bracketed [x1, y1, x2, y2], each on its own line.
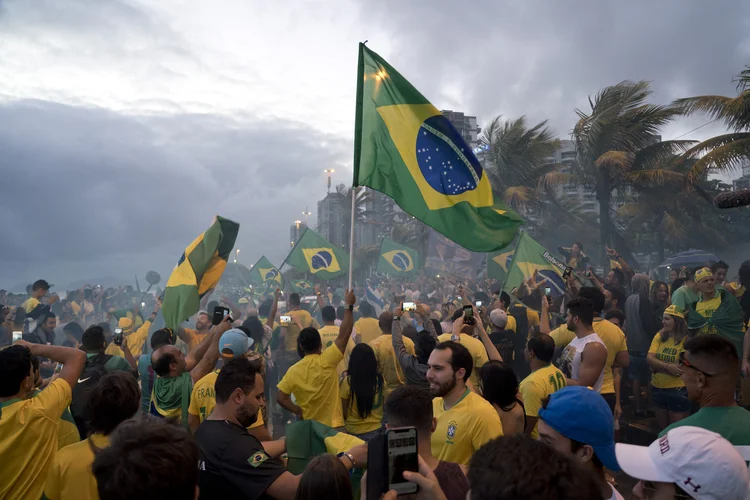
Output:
[311, 251, 334, 270]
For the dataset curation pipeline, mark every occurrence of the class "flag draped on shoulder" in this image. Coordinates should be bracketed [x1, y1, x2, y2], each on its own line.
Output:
[376, 238, 420, 276]
[285, 228, 350, 280]
[352, 43, 523, 252]
[502, 232, 566, 299]
[163, 216, 239, 330]
[249, 255, 284, 289]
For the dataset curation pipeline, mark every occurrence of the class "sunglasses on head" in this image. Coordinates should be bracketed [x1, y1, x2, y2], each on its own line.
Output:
[678, 351, 714, 377]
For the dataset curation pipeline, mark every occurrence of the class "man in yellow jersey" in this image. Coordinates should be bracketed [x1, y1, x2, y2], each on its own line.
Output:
[277, 289, 357, 428]
[43, 371, 140, 500]
[319, 305, 354, 377]
[21, 279, 58, 331]
[437, 309, 489, 389]
[369, 310, 416, 400]
[178, 310, 212, 351]
[693, 268, 720, 335]
[354, 301, 382, 344]
[105, 298, 161, 359]
[542, 288, 628, 417]
[149, 315, 231, 426]
[188, 329, 271, 441]
[0, 340, 86, 500]
[427, 341, 503, 465]
[519, 333, 566, 439]
[279, 293, 320, 377]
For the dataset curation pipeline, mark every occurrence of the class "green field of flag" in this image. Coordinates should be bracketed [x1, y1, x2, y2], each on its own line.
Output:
[352, 43, 523, 252]
[501, 232, 566, 300]
[487, 247, 515, 282]
[249, 255, 284, 289]
[376, 238, 420, 276]
[285, 228, 350, 280]
[163, 216, 239, 330]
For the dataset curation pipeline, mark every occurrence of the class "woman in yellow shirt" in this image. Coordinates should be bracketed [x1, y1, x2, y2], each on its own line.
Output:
[340, 344, 384, 440]
[647, 305, 690, 431]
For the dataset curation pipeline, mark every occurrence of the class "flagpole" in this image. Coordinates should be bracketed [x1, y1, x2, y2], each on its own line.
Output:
[348, 186, 357, 290]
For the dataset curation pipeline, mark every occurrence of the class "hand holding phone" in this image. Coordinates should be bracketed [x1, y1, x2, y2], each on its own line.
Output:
[212, 306, 231, 326]
[113, 328, 124, 346]
[12, 331, 23, 343]
[402, 302, 416, 312]
[280, 315, 292, 326]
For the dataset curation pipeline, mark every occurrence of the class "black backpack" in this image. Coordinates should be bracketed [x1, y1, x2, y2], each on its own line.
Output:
[71, 353, 111, 437]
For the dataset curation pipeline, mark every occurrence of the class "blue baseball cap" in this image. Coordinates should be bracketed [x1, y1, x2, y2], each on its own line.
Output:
[538, 386, 620, 472]
[219, 329, 254, 358]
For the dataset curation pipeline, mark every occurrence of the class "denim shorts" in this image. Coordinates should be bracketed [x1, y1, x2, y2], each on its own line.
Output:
[651, 386, 691, 413]
[628, 352, 651, 383]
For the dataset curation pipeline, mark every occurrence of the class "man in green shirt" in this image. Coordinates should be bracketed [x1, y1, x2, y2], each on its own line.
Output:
[81, 326, 134, 373]
[671, 267, 701, 311]
[660, 335, 750, 445]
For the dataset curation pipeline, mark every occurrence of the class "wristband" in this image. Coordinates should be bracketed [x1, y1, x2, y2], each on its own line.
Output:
[347, 305, 354, 311]
[337, 451, 356, 468]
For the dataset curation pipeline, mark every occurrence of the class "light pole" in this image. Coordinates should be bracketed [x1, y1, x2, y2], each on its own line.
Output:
[324, 169, 335, 193]
[234, 248, 240, 264]
[302, 207, 311, 225]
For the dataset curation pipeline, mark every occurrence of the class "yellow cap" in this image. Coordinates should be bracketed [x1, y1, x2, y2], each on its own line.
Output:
[118, 317, 134, 334]
[694, 267, 714, 283]
[664, 304, 685, 319]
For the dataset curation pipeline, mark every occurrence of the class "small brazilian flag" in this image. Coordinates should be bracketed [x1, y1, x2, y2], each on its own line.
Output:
[487, 247, 515, 282]
[249, 255, 284, 289]
[285, 228, 349, 280]
[352, 43, 523, 252]
[163, 216, 239, 330]
[501, 232, 566, 301]
[376, 238, 420, 276]
[291, 279, 313, 294]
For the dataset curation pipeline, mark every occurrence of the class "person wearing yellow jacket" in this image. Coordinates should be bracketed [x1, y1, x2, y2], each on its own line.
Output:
[106, 300, 160, 359]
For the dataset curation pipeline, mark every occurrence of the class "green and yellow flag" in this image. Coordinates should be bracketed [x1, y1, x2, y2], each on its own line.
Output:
[163, 216, 239, 330]
[376, 238, 420, 276]
[353, 43, 523, 252]
[502, 232, 566, 301]
[249, 255, 284, 289]
[291, 279, 314, 294]
[285, 228, 350, 280]
[487, 247, 515, 282]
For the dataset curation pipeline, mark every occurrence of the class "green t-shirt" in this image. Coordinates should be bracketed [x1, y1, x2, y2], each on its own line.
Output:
[671, 286, 700, 312]
[86, 352, 132, 373]
[660, 406, 750, 445]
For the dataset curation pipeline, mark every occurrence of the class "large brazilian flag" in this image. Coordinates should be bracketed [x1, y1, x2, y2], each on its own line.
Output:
[376, 238, 420, 276]
[501, 232, 566, 300]
[163, 216, 239, 330]
[285, 228, 350, 280]
[487, 247, 515, 282]
[249, 255, 284, 289]
[352, 43, 523, 252]
[290, 279, 314, 294]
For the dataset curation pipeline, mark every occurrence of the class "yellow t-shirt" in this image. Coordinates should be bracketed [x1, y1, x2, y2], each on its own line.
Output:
[648, 335, 687, 389]
[438, 333, 489, 388]
[505, 315, 517, 333]
[696, 294, 721, 335]
[527, 310, 540, 329]
[550, 318, 627, 395]
[339, 376, 383, 435]
[284, 310, 320, 352]
[187, 370, 264, 428]
[319, 325, 340, 350]
[354, 317, 382, 344]
[431, 389, 503, 465]
[519, 364, 566, 439]
[182, 328, 209, 351]
[368, 334, 415, 399]
[0, 379, 72, 500]
[70, 301, 81, 316]
[22, 297, 40, 313]
[43, 433, 110, 500]
[277, 346, 345, 427]
[105, 320, 152, 358]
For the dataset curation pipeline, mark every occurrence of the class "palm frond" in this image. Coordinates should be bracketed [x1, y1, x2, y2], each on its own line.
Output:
[686, 137, 750, 181]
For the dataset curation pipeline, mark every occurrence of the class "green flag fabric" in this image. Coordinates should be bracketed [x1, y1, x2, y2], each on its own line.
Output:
[376, 238, 420, 276]
[487, 247, 515, 282]
[285, 228, 350, 280]
[352, 43, 523, 252]
[291, 279, 314, 294]
[163, 216, 239, 330]
[686, 288, 745, 354]
[249, 255, 285, 289]
[502, 232, 566, 301]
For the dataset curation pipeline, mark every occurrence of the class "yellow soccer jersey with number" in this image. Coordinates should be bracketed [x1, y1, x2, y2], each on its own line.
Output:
[188, 370, 264, 428]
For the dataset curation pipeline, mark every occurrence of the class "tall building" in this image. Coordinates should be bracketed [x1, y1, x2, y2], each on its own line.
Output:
[317, 192, 347, 248]
[289, 222, 307, 248]
[441, 110, 481, 150]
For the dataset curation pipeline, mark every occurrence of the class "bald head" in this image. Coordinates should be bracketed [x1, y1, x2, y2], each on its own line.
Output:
[151, 345, 183, 377]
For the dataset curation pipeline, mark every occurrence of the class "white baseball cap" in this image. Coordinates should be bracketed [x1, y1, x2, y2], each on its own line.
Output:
[615, 426, 750, 499]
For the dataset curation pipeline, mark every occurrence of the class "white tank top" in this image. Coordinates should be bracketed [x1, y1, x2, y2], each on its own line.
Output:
[559, 333, 607, 392]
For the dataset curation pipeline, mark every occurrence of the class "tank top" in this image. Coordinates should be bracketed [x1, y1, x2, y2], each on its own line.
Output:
[559, 333, 607, 392]
[433, 461, 470, 500]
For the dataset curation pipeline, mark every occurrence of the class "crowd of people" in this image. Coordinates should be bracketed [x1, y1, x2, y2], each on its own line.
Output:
[2, 249, 750, 499]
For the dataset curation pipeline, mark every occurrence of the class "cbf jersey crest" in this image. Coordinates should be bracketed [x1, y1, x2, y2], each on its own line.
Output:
[446, 420, 458, 443]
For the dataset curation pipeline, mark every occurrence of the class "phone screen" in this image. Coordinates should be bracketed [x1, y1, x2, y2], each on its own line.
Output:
[463, 305, 473, 318]
[387, 427, 418, 494]
[12, 331, 22, 343]
[402, 302, 416, 312]
[212, 306, 230, 326]
[113, 328, 124, 346]
[475, 300, 483, 307]
[280, 315, 292, 325]
[545, 287, 551, 295]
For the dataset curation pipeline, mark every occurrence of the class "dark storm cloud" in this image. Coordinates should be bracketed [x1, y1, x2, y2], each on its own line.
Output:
[360, 0, 750, 136]
[0, 100, 350, 288]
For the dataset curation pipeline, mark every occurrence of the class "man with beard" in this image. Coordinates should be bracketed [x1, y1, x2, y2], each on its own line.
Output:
[427, 341, 502, 466]
[178, 310, 212, 351]
[556, 298, 608, 392]
[194, 357, 367, 499]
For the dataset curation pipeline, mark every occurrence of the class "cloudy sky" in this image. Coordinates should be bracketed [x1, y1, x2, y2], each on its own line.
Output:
[1, 0, 749, 290]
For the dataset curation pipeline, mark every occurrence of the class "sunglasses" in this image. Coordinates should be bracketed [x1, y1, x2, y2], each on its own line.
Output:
[678, 351, 714, 377]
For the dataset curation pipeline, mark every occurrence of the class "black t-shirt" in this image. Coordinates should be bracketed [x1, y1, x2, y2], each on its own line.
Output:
[489, 329, 515, 362]
[195, 419, 286, 500]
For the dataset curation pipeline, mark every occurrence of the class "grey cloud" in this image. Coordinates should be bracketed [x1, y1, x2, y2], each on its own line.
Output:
[0, 100, 350, 288]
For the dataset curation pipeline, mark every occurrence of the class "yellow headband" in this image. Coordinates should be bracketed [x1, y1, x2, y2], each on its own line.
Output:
[664, 305, 684, 319]
[694, 268, 714, 283]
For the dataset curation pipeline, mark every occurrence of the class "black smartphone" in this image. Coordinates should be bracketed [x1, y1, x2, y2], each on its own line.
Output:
[463, 305, 473, 318]
[113, 328, 124, 346]
[212, 306, 231, 326]
[562, 266, 573, 279]
[386, 427, 419, 495]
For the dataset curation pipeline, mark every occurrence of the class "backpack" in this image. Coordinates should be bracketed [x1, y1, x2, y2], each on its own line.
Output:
[71, 354, 111, 437]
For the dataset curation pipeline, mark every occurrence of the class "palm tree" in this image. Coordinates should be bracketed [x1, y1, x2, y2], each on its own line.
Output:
[571, 80, 693, 249]
[673, 66, 750, 181]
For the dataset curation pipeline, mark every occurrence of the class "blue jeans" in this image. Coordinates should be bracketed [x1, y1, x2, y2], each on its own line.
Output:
[651, 386, 691, 413]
